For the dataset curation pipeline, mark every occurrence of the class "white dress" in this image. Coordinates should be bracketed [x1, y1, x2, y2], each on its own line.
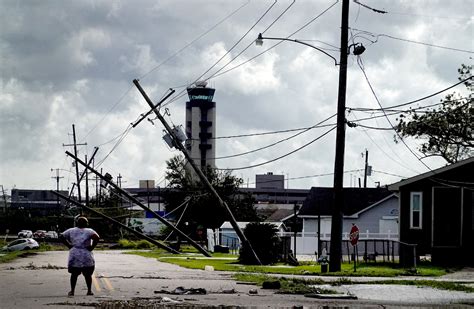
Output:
[61, 227, 99, 268]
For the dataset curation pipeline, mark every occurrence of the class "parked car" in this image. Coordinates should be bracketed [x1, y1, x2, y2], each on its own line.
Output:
[17, 230, 33, 238]
[1, 238, 39, 252]
[33, 230, 47, 239]
[45, 231, 58, 239]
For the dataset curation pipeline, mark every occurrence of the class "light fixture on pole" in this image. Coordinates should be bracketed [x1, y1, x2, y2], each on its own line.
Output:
[255, 33, 339, 66]
[255, 0, 361, 272]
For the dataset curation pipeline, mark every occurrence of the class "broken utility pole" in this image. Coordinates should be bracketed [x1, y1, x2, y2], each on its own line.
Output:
[51, 191, 180, 254]
[133, 79, 262, 265]
[64, 150, 211, 257]
[64, 147, 99, 209]
[63, 124, 87, 204]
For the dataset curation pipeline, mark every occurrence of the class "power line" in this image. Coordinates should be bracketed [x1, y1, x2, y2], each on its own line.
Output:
[348, 97, 468, 113]
[372, 170, 407, 178]
[138, 1, 251, 80]
[218, 125, 336, 171]
[162, 1, 339, 109]
[353, 0, 387, 14]
[349, 27, 474, 54]
[95, 125, 133, 167]
[349, 122, 393, 130]
[357, 56, 432, 171]
[167, 0, 279, 107]
[203, 0, 296, 81]
[206, 0, 340, 82]
[204, 122, 337, 140]
[347, 77, 472, 111]
[246, 169, 364, 185]
[348, 112, 421, 174]
[210, 113, 337, 160]
[163, 0, 339, 106]
[82, 85, 134, 142]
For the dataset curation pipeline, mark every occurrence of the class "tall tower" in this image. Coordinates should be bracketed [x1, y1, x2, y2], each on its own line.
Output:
[185, 81, 216, 171]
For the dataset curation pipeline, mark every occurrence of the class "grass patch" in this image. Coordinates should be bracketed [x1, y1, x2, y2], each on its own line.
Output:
[0, 242, 64, 263]
[128, 249, 447, 277]
[0, 250, 34, 263]
[234, 273, 337, 295]
[116, 239, 154, 249]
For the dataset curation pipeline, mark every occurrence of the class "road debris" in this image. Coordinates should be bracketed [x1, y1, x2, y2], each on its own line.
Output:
[154, 286, 207, 295]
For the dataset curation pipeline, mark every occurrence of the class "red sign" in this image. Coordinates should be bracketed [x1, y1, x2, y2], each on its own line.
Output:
[350, 224, 359, 246]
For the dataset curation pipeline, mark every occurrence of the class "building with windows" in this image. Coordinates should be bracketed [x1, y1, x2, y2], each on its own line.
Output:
[389, 157, 474, 266]
[10, 189, 68, 215]
[185, 81, 216, 171]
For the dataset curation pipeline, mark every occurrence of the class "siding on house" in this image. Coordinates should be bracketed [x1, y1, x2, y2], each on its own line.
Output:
[389, 157, 474, 266]
[344, 195, 399, 236]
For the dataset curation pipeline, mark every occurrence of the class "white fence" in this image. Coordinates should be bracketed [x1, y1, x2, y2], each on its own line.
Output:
[281, 231, 398, 255]
[214, 230, 398, 255]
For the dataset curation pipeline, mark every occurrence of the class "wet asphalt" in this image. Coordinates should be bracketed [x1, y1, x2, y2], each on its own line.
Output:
[0, 250, 473, 308]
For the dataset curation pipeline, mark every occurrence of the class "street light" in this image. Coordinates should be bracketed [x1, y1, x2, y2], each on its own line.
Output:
[256, 0, 361, 272]
[255, 33, 338, 66]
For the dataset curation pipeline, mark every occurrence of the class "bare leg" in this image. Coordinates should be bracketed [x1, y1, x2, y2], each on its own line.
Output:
[69, 273, 79, 296]
[84, 274, 94, 295]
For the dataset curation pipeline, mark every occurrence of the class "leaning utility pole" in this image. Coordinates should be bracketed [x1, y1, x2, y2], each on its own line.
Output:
[63, 124, 87, 203]
[329, 0, 349, 272]
[65, 151, 211, 257]
[133, 79, 262, 265]
[52, 191, 180, 254]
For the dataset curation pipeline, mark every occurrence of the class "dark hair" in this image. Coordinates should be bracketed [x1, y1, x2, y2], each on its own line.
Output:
[76, 217, 89, 228]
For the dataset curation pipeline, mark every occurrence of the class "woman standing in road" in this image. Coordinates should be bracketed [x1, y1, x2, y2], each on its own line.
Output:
[60, 216, 100, 296]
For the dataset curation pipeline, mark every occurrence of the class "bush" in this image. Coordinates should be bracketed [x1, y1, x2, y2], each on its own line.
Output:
[238, 222, 280, 265]
[117, 239, 135, 249]
[117, 239, 153, 249]
[135, 240, 153, 249]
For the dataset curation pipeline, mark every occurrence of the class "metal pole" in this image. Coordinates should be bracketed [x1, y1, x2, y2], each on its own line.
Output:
[318, 201, 321, 257]
[65, 150, 211, 257]
[133, 79, 261, 264]
[364, 149, 368, 188]
[293, 204, 297, 256]
[329, 0, 349, 272]
[72, 124, 82, 203]
[51, 191, 180, 254]
[85, 155, 89, 208]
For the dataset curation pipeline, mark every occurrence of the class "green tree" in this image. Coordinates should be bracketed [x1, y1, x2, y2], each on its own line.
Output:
[239, 222, 280, 265]
[162, 155, 259, 236]
[397, 64, 473, 164]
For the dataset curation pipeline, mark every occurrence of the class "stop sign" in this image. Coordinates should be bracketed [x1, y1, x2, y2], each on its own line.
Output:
[350, 224, 359, 246]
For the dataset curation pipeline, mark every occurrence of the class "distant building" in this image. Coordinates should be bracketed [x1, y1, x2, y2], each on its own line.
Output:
[185, 81, 216, 171]
[256, 172, 284, 190]
[10, 189, 68, 215]
[239, 173, 309, 205]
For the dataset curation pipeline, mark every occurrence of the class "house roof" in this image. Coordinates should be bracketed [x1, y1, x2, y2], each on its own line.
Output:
[264, 208, 295, 222]
[298, 187, 393, 217]
[388, 156, 474, 191]
[348, 193, 398, 218]
[220, 221, 285, 230]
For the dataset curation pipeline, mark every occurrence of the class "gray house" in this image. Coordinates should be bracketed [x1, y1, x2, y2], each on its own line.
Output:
[296, 187, 398, 255]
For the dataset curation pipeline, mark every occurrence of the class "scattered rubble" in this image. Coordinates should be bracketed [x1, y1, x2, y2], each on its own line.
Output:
[154, 286, 207, 295]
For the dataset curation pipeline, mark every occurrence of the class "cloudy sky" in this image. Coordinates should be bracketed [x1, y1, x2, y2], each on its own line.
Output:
[0, 0, 472, 195]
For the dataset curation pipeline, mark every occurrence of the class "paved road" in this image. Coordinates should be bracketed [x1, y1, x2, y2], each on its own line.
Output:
[0, 250, 473, 308]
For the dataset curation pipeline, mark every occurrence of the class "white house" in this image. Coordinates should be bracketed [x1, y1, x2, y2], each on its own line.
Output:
[294, 187, 398, 255]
